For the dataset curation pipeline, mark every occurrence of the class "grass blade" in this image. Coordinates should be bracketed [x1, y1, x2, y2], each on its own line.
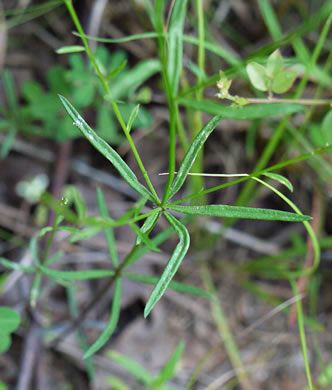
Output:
[40, 266, 115, 280]
[124, 272, 211, 298]
[167, 0, 189, 97]
[84, 278, 122, 359]
[179, 98, 305, 119]
[152, 341, 185, 387]
[107, 350, 153, 384]
[169, 204, 311, 222]
[168, 115, 222, 200]
[59, 95, 155, 202]
[96, 188, 119, 267]
[144, 212, 190, 318]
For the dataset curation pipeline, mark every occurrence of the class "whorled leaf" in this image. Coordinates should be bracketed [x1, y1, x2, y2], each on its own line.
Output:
[144, 212, 190, 317]
[169, 204, 311, 222]
[168, 115, 222, 200]
[59, 95, 155, 202]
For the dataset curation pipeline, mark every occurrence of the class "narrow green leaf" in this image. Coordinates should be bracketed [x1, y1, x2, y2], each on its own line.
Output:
[69, 226, 102, 243]
[246, 62, 269, 91]
[56, 45, 85, 54]
[58, 95, 154, 202]
[0, 258, 34, 273]
[178, 98, 305, 119]
[29, 272, 41, 307]
[84, 278, 122, 359]
[168, 116, 222, 200]
[144, 212, 190, 318]
[63, 185, 87, 221]
[167, 0, 189, 97]
[0, 307, 21, 333]
[152, 341, 185, 387]
[263, 172, 293, 192]
[40, 266, 115, 280]
[126, 104, 140, 133]
[130, 223, 160, 253]
[124, 272, 211, 298]
[106, 376, 129, 390]
[169, 204, 311, 222]
[106, 59, 127, 81]
[107, 350, 153, 384]
[257, 0, 282, 40]
[135, 211, 160, 245]
[110, 59, 161, 100]
[272, 70, 297, 93]
[96, 188, 118, 267]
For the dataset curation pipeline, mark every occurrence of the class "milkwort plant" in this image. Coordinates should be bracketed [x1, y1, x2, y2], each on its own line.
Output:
[2, 1, 332, 388]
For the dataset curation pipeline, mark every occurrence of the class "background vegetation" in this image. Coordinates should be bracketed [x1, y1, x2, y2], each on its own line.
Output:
[0, 0, 332, 389]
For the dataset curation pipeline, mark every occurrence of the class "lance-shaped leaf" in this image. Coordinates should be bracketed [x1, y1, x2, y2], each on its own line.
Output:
[59, 95, 154, 202]
[40, 266, 115, 280]
[84, 278, 122, 359]
[169, 204, 311, 222]
[168, 115, 222, 200]
[135, 210, 160, 246]
[167, 0, 188, 97]
[144, 212, 190, 318]
[179, 98, 305, 119]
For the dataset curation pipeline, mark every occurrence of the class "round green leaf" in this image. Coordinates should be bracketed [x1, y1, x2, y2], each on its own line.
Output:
[0, 332, 11, 354]
[246, 62, 269, 91]
[0, 307, 20, 333]
[0, 380, 8, 390]
[266, 49, 283, 78]
[272, 70, 297, 94]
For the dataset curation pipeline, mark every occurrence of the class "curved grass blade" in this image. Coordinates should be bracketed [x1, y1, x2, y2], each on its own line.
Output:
[169, 204, 311, 222]
[144, 212, 190, 318]
[167, 0, 189, 97]
[263, 172, 293, 192]
[168, 115, 222, 200]
[178, 98, 305, 119]
[59, 95, 154, 202]
[84, 278, 122, 359]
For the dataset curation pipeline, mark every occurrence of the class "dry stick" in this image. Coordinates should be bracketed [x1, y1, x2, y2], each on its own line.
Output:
[288, 185, 321, 327]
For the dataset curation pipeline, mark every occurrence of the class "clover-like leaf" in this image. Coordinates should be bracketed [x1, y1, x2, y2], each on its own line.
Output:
[272, 70, 297, 94]
[266, 49, 283, 78]
[246, 62, 269, 91]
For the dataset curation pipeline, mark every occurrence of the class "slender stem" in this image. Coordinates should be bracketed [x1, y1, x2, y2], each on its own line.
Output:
[63, 0, 159, 203]
[245, 97, 332, 106]
[190, 0, 205, 202]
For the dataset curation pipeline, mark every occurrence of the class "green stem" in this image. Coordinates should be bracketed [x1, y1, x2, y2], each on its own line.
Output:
[245, 97, 332, 106]
[63, 0, 159, 203]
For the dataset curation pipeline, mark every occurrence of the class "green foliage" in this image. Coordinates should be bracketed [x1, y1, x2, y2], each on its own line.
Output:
[246, 49, 297, 95]
[0, 47, 157, 150]
[107, 342, 185, 389]
[0, 307, 21, 354]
